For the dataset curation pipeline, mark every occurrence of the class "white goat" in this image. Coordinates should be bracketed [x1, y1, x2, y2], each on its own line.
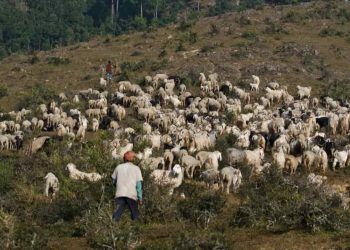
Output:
[44, 172, 59, 197]
[66, 163, 103, 182]
[151, 164, 184, 195]
[220, 167, 242, 194]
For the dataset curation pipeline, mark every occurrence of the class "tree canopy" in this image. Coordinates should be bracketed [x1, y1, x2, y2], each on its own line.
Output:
[0, 0, 312, 59]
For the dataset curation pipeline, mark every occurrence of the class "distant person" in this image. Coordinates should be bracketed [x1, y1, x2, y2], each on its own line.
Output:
[106, 60, 113, 82]
[111, 151, 143, 221]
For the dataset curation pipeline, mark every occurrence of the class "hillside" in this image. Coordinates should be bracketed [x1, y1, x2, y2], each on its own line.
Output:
[1, 1, 350, 249]
[1, 1, 350, 111]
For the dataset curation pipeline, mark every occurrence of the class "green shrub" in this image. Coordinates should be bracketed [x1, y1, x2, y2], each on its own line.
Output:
[283, 10, 307, 23]
[231, 49, 249, 59]
[241, 31, 258, 41]
[209, 23, 220, 36]
[82, 203, 140, 249]
[337, 8, 350, 23]
[133, 140, 151, 153]
[178, 183, 226, 228]
[16, 83, 56, 110]
[37, 195, 89, 224]
[240, 0, 264, 9]
[133, 16, 147, 30]
[200, 42, 222, 53]
[319, 27, 344, 37]
[346, 33, 350, 44]
[232, 166, 350, 232]
[28, 55, 40, 64]
[0, 209, 16, 249]
[0, 46, 7, 60]
[326, 79, 350, 101]
[158, 49, 167, 58]
[178, 18, 194, 31]
[150, 59, 168, 71]
[141, 170, 179, 223]
[209, 0, 235, 16]
[104, 36, 111, 43]
[47, 56, 70, 65]
[131, 50, 143, 56]
[264, 23, 289, 35]
[237, 15, 252, 26]
[119, 60, 147, 80]
[188, 31, 198, 44]
[0, 162, 14, 195]
[0, 86, 8, 99]
[13, 221, 49, 249]
[175, 42, 186, 52]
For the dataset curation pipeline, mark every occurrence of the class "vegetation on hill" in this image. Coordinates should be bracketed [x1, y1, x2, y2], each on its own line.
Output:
[1, 0, 312, 59]
[1, 0, 350, 249]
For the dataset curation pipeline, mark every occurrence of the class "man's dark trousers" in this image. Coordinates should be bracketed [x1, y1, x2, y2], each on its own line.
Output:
[113, 197, 140, 221]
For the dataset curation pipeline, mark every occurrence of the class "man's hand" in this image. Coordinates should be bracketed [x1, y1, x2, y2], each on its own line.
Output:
[138, 200, 143, 206]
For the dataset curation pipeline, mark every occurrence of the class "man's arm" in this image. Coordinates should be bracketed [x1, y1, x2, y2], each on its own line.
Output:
[136, 181, 142, 201]
[111, 167, 118, 185]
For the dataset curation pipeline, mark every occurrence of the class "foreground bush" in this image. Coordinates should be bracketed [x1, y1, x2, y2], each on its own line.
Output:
[141, 170, 179, 223]
[82, 203, 140, 249]
[0, 209, 15, 249]
[178, 182, 227, 228]
[232, 166, 350, 232]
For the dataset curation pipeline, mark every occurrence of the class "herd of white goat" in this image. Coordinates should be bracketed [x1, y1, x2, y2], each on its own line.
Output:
[1, 72, 350, 205]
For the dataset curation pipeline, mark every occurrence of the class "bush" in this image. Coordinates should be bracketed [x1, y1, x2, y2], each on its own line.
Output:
[131, 50, 143, 57]
[28, 55, 40, 64]
[150, 59, 168, 71]
[241, 32, 258, 41]
[188, 31, 198, 44]
[0, 209, 16, 249]
[326, 79, 350, 101]
[0, 86, 8, 99]
[16, 83, 56, 110]
[264, 23, 289, 35]
[236, 15, 252, 26]
[82, 203, 140, 249]
[200, 42, 222, 53]
[319, 27, 344, 37]
[0, 46, 7, 60]
[178, 18, 194, 31]
[240, 0, 264, 9]
[0, 161, 14, 195]
[104, 36, 111, 43]
[283, 10, 307, 23]
[158, 49, 167, 58]
[175, 42, 186, 52]
[231, 49, 249, 59]
[209, 0, 235, 16]
[133, 16, 147, 30]
[140, 170, 179, 223]
[209, 23, 220, 36]
[337, 8, 350, 23]
[133, 140, 151, 153]
[119, 60, 147, 80]
[232, 166, 350, 232]
[47, 56, 70, 65]
[178, 183, 226, 228]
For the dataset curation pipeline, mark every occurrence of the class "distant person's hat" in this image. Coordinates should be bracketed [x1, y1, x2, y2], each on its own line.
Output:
[124, 151, 135, 162]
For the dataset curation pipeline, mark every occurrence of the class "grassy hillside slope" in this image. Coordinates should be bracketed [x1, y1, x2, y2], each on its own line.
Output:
[1, 1, 350, 111]
[1, 1, 350, 249]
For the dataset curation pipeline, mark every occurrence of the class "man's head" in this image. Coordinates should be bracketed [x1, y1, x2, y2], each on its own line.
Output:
[124, 151, 135, 162]
[108, 60, 111, 64]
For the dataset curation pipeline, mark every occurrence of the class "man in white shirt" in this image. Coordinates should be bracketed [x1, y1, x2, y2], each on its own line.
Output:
[111, 151, 143, 221]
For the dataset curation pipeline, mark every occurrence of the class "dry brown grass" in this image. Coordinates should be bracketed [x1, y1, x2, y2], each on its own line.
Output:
[0, 1, 349, 111]
[1, 2, 350, 248]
